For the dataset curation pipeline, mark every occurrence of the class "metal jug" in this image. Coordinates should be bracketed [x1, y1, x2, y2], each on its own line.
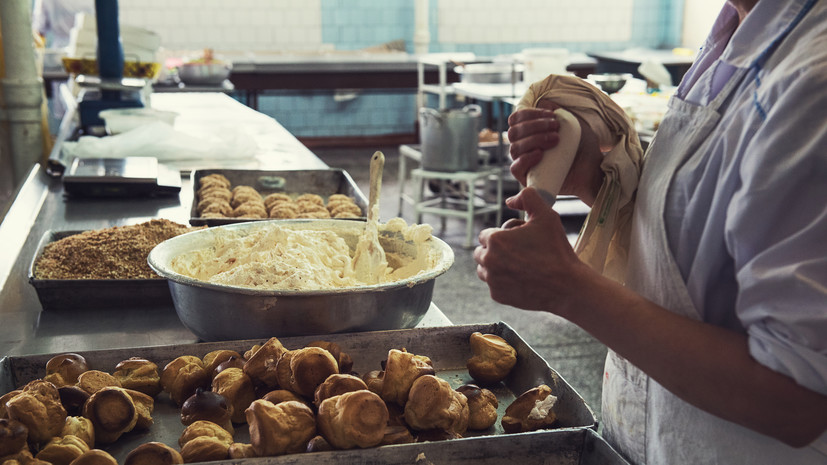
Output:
[418, 104, 482, 172]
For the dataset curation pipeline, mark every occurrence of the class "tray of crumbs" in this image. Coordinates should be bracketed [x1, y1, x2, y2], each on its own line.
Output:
[27, 221, 199, 311]
[190, 168, 368, 227]
[0, 323, 632, 464]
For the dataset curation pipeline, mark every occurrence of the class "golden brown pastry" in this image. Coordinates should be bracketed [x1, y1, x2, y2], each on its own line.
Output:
[123, 388, 154, 430]
[199, 174, 231, 190]
[296, 209, 331, 219]
[44, 353, 89, 388]
[260, 389, 310, 408]
[197, 187, 232, 203]
[305, 435, 334, 453]
[82, 387, 137, 444]
[243, 343, 262, 360]
[178, 420, 233, 449]
[75, 370, 121, 395]
[246, 399, 316, 457]
[112, 358, 162, 398]
[35, 434, 89, 465]
[232, 201, 267, 219]
[268, 202, 299, 219]
[380, 349, 435, 406]
[231, 185, 261, 203]
[180, 436, 229, 463]
[276, 347, 339, 398]
[327, 194, 352, 203]
[180, 388, 233, 434]
[242, 337, 288, 390]
[307, 340, 354, 373]
[124, 441, 184, 465]
[380, 425, 415, 445]
[501, 384, 558, 433]
[0, 418, 28, 457]
[466, 332, 517, 385]
[295, 193, 324, 206]
[5, 379, 67, 445]
[212, 367, 256, 424]
[414, 428, 463, 442]
[331, 210, 361, 219]
[228, 442, 257, 459]
[329, 203, 363, 218]
[0, 390, 22, 419]
[263, 193, 292, 210]
[196, 198, 232, 216]
[57, 386, 90, 417]
[160, 355, 210, 406]
[362, 370, 384, 395]
[202, 350, 243, 379]
[69, 449, 119, 465]
[317, 390, 389, 449]
[313, 374, 368, 407]
[456, 384, 498, 430]
[403, 375, 469, 435]
[61, 416, 95, 449]
[199, 212, 227, 219]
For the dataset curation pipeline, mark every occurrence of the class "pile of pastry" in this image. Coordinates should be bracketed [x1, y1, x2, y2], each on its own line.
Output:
[0, 332, 560, 464]
[195, 173, 362, 220]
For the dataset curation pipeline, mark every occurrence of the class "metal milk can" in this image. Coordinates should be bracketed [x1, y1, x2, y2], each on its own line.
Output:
[418, 104, 482, 172]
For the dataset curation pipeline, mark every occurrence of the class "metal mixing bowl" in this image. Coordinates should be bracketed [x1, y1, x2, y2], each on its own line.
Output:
[587, 73, 633, 94]
[147, 219, 454, 341]
[177, 61, 232, 85]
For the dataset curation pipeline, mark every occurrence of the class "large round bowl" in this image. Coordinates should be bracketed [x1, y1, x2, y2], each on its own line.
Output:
[148, 219, 454, 341]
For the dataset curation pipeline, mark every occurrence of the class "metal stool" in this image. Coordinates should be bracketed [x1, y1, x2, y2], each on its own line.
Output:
[398, 144, 503, 248]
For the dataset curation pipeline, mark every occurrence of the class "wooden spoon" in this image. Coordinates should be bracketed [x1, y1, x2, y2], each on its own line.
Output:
[351, 151, 388, 283]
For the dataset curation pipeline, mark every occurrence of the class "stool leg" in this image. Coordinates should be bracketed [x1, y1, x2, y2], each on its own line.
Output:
[496, 169, 503, 226]
[439, 180, 447, 235]
[465, 177, 475, 248]
[413, 171, 424, 224]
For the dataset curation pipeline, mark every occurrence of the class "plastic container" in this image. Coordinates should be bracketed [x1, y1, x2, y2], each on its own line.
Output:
[99, 108, 178, 134]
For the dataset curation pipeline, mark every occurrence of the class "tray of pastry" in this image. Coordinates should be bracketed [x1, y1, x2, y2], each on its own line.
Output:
[27, 220, 200, 311]
[190, 168, 369, 227]
[0, 323, 619, 464]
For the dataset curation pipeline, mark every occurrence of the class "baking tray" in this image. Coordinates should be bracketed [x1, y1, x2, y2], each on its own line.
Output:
[28, 230, 173, 311]
[0, 323, 616, 464]
[190, 168, 368, 227]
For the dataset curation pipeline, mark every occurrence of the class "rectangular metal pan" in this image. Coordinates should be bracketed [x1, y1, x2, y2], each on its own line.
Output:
[0, 323, 615, 464]
[27, 230, 173, 311]
[190, 168, 368, 227]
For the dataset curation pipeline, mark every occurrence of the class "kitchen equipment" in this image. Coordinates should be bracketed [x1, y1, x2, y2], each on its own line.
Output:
[454, 63, 523, 84]
[148, 219, 455, 341]
[351, 151, 387, 283]
[62, 157, 181, 197]
[189, 169, 368, 226]
[177, 61, 232, 85]
[0, 323, 614, 464]
[527, 108, 581, 206]
[28, 230, 174, 311]
[588, 73, 633, 94]
[99, 108, 178, 134]
[522, 48, 569, 84]
[419, 104, 482, 172]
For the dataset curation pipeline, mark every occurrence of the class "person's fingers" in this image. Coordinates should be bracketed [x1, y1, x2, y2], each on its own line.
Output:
[501, 218, 525, 229]
[507, 187, 554, 220]
[507, 107, 557, 126]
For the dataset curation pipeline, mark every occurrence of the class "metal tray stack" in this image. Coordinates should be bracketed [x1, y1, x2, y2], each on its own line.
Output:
[0, 323, 627, 464]
[28, 230, 174, 311]
[190, 168, 368, 227]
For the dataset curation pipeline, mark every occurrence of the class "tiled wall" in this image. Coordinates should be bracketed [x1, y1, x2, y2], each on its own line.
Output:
[116, 0, 686, 139]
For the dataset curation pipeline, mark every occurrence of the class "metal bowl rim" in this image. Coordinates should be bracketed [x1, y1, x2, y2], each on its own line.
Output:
[148, 219, 455, 296]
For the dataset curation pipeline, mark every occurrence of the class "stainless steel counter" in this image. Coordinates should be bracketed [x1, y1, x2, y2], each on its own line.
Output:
[0, 93, 451, 358]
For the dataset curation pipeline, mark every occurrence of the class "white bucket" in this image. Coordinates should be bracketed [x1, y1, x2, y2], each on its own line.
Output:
[522, 48, 570, 85]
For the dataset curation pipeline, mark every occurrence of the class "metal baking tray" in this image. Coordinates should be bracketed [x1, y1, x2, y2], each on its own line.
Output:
[28, 230, 173, 311]
[190, 168, 368, 227]
[0, 323, 619, 464]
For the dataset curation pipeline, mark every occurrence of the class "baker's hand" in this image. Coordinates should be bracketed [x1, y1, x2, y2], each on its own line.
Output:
[508, 107, 605, 206]
[474, 187, 586, 313]
[507, 108, 560, 186]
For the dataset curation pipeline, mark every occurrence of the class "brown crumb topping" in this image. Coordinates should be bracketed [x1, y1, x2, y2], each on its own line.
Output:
[34, 219, 199, 280]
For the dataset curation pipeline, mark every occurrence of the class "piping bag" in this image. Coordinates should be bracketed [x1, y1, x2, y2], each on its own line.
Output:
[514, 75, 644, 283]
[525, 108, 581, 206]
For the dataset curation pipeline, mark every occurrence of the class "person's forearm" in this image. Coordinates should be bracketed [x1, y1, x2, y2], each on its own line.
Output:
[558, 266, 827, 447]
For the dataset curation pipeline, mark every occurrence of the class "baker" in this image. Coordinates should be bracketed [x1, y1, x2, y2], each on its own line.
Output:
[473, 0, 827, 463]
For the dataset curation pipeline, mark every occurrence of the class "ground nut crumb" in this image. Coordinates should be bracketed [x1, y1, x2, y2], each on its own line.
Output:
[35, 219, 199, 279]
